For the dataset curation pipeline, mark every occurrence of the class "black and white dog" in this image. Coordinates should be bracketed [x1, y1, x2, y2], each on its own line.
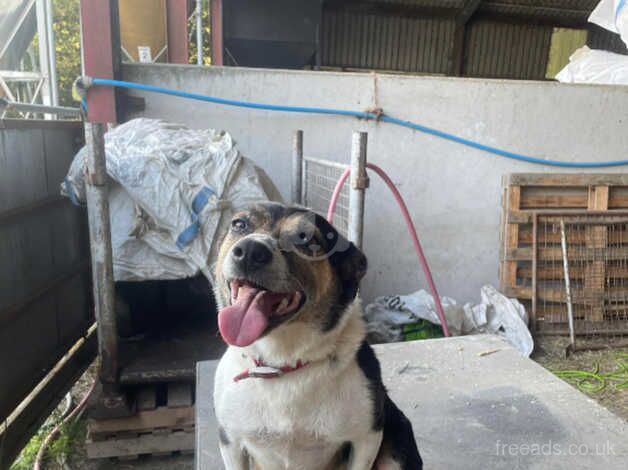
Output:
[213, 202, 423, 469]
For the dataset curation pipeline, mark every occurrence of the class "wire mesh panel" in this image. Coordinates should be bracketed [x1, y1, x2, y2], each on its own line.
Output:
[534, 213, 628, 348]
[302, 157, 349, 237]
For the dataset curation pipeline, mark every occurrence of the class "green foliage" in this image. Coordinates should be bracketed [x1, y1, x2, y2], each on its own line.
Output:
[49, 0, 212, 105]
[52, 0, 82, 106]
[188, 1, 212, 65]
[9, 413, 86, 470]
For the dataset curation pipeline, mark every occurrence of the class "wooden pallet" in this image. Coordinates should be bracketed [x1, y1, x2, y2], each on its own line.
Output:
[500, 174, 628, 336]
[86, 382, 194, 459]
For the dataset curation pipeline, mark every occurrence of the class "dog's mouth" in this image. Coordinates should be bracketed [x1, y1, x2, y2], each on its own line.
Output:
[218, 279, 305, 347]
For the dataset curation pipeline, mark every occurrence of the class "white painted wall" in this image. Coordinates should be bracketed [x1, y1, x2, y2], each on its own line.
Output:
[122, 63, 628, 304]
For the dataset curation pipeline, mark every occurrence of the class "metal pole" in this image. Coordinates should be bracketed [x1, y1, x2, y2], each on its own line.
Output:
[0, 97, 80, 116]
[84, 122, 118, 386]
[348, 131, 368, 249]
[560, 220, 576, 352]
[196, 0, 203, 65]
[35, 0, 51, 109]
[292, 130, 303, 205]
[45, 0, 58, 106]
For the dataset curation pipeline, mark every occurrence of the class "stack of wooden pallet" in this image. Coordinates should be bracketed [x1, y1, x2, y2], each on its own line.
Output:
[86, 383, 194, 460]
[500, 173, 628, 337]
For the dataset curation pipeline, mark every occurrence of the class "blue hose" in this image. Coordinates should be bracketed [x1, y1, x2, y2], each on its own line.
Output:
[91, 77, 628, 168]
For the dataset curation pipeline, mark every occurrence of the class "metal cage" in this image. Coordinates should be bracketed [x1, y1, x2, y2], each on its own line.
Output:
[291, 130, 367, 248]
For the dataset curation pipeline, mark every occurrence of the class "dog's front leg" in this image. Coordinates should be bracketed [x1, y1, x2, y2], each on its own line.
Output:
[219, 439, 249, 470]
[348, 431, 383, 469]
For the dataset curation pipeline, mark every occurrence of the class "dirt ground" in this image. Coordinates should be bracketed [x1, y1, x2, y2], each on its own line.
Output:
[532, 336, 628, 421]
[13, 336, 627, 469]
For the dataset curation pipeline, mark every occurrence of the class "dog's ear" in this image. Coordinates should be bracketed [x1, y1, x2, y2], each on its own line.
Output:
[333, 241, 368, 302]
[314, 214, 368, 302]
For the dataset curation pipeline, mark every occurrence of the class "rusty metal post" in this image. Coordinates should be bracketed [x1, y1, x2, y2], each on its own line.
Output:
[348, 131, 368, 249]
[210, 0, 224, 65]
[292, 130, 303, 205]
[84, 123, 118, 386]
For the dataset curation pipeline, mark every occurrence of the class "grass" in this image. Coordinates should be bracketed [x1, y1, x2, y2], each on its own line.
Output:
[10, 415, 86, 470]
[533, 336, 628, 420]
[9, 364, 96, 470]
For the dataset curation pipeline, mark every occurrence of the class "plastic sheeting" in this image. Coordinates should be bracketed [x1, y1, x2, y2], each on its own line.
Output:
[62, 118, 281, 282]
[364, 285, 533, 356]
[589, 0, 628, 49]
[556, 1, 628, 86]
[556, 46, 628, 85]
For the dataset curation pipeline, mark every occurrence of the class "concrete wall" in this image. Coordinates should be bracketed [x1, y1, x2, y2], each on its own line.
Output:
[122, 63, 628, 303]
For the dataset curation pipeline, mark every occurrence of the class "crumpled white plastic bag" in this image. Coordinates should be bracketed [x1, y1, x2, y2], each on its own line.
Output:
[364, 285, 534, 356]
[556, 46, 628, 85]
[61, 118, 280, 282]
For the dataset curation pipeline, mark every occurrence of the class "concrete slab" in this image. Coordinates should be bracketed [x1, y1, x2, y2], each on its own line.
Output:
[195, 335, 627, 469]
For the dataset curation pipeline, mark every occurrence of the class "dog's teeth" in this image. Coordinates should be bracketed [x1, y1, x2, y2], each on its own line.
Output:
[276, 297, 289, 313]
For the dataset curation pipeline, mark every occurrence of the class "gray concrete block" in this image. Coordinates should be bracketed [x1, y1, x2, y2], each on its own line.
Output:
[195, 335, 628, 469]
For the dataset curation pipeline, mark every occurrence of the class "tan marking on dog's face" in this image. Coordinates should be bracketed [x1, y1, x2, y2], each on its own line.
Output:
[214, 202, 366, 333]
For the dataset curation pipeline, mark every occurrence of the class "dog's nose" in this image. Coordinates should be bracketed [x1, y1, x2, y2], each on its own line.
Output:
[231, 239, 273, 270]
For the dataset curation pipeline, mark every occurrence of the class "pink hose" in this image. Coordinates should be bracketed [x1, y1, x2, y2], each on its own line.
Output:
[327, 165, 451, 337]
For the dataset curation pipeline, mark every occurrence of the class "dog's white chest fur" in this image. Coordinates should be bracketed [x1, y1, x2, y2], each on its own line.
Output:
[213, 304, 386, 470]
[214, 346, 374, 469]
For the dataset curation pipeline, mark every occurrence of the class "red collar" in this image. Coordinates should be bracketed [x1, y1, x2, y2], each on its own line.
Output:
[233, 358, 309, 382]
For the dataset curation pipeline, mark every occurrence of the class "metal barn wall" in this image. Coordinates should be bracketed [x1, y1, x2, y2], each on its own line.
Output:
[222, 0, 321, 68]
[219, 0, 623, 79]
[463, 20, 553, 79]
[321, 9, 456, 74]
[0, 120, 92, 466]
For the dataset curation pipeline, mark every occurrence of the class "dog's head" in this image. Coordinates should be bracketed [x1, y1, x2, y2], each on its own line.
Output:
[214, 202, 367, 347]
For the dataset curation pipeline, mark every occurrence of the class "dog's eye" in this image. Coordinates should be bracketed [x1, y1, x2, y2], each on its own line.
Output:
[299, 232, 308, 241]
[231, 218, 247, 232]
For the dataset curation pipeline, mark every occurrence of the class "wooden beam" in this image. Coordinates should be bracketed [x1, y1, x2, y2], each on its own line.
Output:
[506, 173, 628, 187]
[519, 264, 628, 281]
[586, 185, 609, 321]
[86, 429, 194, 459]
[505, 285, 628, 304]
[504, 185, 521, 288]
[507, 246, 628, 262]
[88, 406, 194, 435]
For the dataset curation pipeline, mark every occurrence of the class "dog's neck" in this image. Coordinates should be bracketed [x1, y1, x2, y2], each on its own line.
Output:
[241, 298, 365, 371]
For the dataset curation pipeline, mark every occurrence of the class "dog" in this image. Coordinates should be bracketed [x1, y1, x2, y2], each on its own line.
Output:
[213, 202, 423, 469]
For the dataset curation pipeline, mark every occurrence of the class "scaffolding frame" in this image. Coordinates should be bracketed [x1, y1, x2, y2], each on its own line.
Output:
[0, 0, 58, 119]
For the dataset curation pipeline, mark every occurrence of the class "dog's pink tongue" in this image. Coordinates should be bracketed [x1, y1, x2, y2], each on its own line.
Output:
[218, 285, 269, 347]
